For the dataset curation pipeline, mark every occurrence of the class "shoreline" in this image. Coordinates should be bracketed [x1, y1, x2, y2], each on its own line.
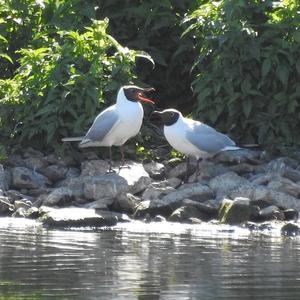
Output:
[0, 147, 300, 237]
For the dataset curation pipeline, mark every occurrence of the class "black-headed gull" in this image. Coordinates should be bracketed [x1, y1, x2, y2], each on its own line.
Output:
[63, 85, 155, 171]
[152, 108, 240, 180]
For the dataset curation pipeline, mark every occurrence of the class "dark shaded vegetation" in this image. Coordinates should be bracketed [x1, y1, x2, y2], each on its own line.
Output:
[0, 0, 299, 157]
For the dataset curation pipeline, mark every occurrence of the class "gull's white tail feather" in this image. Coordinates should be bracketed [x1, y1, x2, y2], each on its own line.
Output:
[61, 136, 84, 142]
[221, 146, 242, 152]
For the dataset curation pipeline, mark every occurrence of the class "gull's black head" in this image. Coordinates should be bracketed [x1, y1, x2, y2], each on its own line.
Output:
[122, 85, 155, 104]
[151, 109, 180, 126]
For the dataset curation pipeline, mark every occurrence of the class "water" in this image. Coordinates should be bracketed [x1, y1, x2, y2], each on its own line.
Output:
[0, 218, 300, 300]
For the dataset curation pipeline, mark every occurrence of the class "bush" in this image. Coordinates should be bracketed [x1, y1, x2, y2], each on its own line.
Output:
[0, 0, 98, 78]
[97, 0, 197, 110]
[185, 0, 300, 150]
[0, 18, 147, 151]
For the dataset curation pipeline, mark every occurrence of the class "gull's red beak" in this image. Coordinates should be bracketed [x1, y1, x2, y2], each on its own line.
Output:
[137, 87, 155, 104]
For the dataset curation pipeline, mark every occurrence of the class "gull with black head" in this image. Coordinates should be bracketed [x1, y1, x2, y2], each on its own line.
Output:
[62, 85, 155, 171]
[152, 108, 240, 181]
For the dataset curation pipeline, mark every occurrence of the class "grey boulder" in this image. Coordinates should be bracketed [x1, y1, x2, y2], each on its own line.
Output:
[40, 207, 119, 228]
[11, 167, 51, 189]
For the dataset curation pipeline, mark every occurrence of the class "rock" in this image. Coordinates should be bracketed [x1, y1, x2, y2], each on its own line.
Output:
[168, 199, 217, 223]
[249, 205, 260, 221]
[229, 163, 265, 176]
[42, 187, 75, 207]
[0, 196, 14, 215]
[209, 172, 249, 197]
[83, 175, 129, 206]
[5, 154, 23, 167]
[153, 215, 166, 222]
[164, 158, 182, 168]
[65, 167, 81, 179]
[58, 176, 84, 198]
[22, 157, 48, 171]
[83, 162, 151, 206]
[250, 173, 272, 185]
[40, 207, 119, 228]
[142, 178, 181, 201]
[24, 207, 40, 219]
[281, 223, 300, 237]
[12, 207, 27, 217]
[283, 209, 298, 221]
[188, 217, 202, 224]
[268, 190, 300, 210]
[188, 161, 230, 182]
[151, 178, 182, 189]
[133, 200, 172, 219]
[11, 167, 51, 189]
[181, 199, 218, 220]
[143, 162, 165, 180]
[167, 162, 196, 180]
[26, 187, 50, 197]
[267, 176, 300, 197]
[23, 148, 44, 158]
[0, 165, 9, 191]
[230, 184, 300, 210]
[214, 149, 262, 164]
[45, 153, 77, 167]
[168, 205, 206, 223]
[44, 153, 63, 165]
[110, 193, 141, 214]
[282, 169, 300, 182]
[229, 184, 269, 201]
[14, 200, 31, 210]
[5, 190, 34, 203]
[259, 205, 285, 221]
[115, 162, 151, 194]
[218, 197, 251, 225]
[267, 157, 299, 172]
[153, 183, 214, 208]
[82, 150, 100, 161]
[135, 184, 214, 219]
[40, 165, 68, 182]
[263, 157, 300, 182]
[81, 160, 110, 176]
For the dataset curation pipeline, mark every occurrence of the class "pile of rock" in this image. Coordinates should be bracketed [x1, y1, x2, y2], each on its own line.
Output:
[0, 147, 299, 234]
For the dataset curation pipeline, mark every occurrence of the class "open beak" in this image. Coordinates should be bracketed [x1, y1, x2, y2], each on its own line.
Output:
[137, 87, 155, 104]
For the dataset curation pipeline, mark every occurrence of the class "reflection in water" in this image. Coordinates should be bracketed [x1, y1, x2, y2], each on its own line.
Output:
[0, 218, 299, 299]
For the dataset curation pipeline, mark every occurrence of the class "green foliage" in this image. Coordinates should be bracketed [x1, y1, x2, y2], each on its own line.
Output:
[185, 0, 300, 149]
[97, 0, 198, 110]
[0, 0, 97, 78]
[1, 0, 300, 155]
[0, 18, 143, 150]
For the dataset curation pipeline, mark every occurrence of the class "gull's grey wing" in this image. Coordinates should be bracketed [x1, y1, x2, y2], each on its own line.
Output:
[80, 107, 119, 144]
[186, 122, 236, 154]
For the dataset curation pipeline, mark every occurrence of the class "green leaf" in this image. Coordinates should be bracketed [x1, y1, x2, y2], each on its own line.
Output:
[276, 65, 289, 86]
[34, 105, 54, 117]
[0, 53, 13, 64]
[242, 99, 252, 118]
[261, 58, 271, 78]
[0, 35, 8, 43]
[241, 78, 251, 94]
[293, 31, 300, 43]
[287, 100, 298, 113]
[296, 61, 300, 76]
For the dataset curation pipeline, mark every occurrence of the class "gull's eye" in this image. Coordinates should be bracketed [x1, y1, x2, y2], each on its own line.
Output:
[170, 112, 174, 117]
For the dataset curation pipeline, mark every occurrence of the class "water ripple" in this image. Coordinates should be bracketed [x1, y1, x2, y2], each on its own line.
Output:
[0, 218, 300, 299]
